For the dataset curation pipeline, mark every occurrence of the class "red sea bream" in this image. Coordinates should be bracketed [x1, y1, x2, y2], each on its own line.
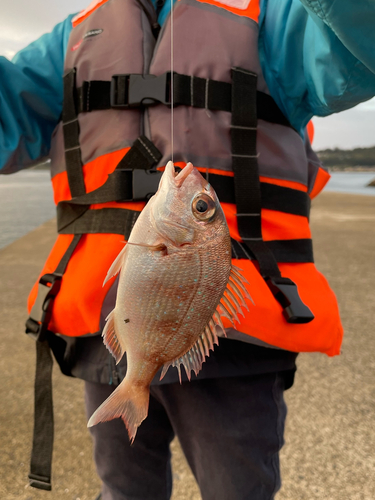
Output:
[88, 161, 251, 440]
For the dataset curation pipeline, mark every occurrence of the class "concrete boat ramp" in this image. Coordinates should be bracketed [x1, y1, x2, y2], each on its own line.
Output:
[1, 192, 374, 500]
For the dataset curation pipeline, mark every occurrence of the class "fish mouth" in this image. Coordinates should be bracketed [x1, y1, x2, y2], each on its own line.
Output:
[165, 161, 194, 188]
[175, 162, 194, 187]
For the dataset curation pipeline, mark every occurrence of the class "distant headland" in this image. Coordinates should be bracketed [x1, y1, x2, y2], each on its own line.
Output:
[317, 146, 375, 172]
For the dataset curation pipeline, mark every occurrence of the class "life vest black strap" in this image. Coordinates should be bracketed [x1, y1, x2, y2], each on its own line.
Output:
[58, 207, 140, 238]
[209, 174, 311, 216]
[25, 235, 82, 491]
[76, 71, 293, 129]
[61, 68, 313, 324]
[63, 69, 86, 198]
[56, 174, 310, 234]
[117, 134, 162, 169]
[231, 238, 313, 263]
[26, 235, 82, 341]
[28, 340, 54, 491]
[230, 67, 314, 324]
[56, 135, 162, 232]
[57, 205, 313, 263]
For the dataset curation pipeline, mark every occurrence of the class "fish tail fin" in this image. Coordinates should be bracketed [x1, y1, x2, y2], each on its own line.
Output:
[87, 378, 149, 442]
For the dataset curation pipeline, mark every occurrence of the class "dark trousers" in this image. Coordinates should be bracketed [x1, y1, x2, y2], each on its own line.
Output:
[85, 372, 288, 500]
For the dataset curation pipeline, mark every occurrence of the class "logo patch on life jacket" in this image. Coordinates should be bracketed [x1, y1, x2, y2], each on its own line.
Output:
[214, 0, 251, 8]
[84, 28, 104, 39]
[71, 29, 104, 51]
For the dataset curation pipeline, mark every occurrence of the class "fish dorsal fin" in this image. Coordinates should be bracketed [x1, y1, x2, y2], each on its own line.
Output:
[103, 244, 128, 286]
[102, 310, 124, 364]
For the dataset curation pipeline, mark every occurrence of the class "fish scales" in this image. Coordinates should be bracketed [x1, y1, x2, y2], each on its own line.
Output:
[116, 240, 230, 371]
[88, 162, 249, 441]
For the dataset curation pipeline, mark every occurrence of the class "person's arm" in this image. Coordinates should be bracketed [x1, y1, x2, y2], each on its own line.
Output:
[0, 15, 74, 174]
[259, 0, 375, 132]
[300, 0, 375, 74]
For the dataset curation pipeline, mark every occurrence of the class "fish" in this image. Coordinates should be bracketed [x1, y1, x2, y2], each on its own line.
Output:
[87, 161, 251, 440]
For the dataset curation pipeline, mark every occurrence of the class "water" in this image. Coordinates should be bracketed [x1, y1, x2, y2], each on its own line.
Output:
[0, 169, 55, 249]
[325, 171, 375, 196]
[0, 170, 374, 250]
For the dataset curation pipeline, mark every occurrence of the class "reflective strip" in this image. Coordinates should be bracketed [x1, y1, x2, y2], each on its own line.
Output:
[259, 176, 307, 193]
[72, 0, 111, 27]
[307, 121, 314, 143]
[309, 166, 331, 199]
[221, 202, 312, 242]
[194, 0, 260, 21]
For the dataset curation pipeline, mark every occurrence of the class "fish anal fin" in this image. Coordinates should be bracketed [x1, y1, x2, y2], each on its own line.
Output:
[160, 363, 171, 381]
[169, 323, 222, 381]
[103, 244, 128, 286]
[213, 311, 227, 337]
[102, 310, 124, 364]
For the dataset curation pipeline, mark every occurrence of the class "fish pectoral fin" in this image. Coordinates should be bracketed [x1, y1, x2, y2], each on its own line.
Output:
[87, 378, 149, 443]
[215, 266, 254, 327]
[230, 266, 254, 304]
[103, 244, 128, 286]
[102, 310, 124, 364]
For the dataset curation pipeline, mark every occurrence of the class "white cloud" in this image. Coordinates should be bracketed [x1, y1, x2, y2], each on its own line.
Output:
[0, 0, 89, 58]
[313, 102, 375, 150]
[3, 49, 16, 59]
[355, 98, 375, 112]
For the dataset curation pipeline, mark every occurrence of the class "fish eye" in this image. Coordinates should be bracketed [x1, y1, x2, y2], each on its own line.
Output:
[192, 193, 216, 221]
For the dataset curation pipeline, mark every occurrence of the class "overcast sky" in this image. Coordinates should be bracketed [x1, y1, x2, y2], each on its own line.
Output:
[1, 0, 374, 151]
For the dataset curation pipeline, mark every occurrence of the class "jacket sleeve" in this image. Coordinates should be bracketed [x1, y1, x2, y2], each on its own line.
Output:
[0, 15, 74, 174]
[259, 0, 375, 132]
[300, 0, 375, 74]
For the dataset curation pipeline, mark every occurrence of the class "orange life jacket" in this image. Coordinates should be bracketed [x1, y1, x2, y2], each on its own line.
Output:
[26, 0, 343, 356]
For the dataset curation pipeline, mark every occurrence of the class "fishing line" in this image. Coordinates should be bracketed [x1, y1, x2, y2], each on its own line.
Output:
[170, 0, 174, 163]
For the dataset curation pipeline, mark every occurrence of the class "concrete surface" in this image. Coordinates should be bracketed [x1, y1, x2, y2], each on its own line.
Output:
[0, 192, 374, 500]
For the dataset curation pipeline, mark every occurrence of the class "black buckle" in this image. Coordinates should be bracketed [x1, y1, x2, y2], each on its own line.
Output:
[25, 273, 62, 341]
[265, 277, 315, 324]
[110, 73, 171, 109]
[131, 169, 163, 201]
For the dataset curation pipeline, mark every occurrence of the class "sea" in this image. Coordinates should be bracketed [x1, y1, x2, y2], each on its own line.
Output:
[0, 169, 374, 250]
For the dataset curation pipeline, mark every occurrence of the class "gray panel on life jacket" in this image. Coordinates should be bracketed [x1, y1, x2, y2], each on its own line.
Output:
[51, 0, 312, 189]
[148, 0, 264, 171]
[305, 134, 325, 193]
[257, 121, 310, 186]
[148, 0, 310, 185]
[50, 0, 156, 178]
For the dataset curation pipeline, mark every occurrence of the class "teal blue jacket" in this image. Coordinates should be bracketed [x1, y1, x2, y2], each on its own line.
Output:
[1, 0, 375, 173]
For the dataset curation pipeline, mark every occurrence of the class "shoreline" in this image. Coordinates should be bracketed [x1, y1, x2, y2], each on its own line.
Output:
[1, 183, 375, 251]
[327, 167, 375, 172]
